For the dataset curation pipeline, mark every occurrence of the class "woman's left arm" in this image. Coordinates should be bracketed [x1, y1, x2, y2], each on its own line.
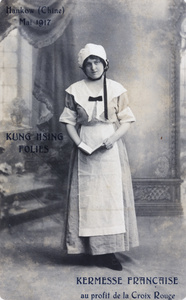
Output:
[103, 122, 131, 149]
[103, 91, 136, 149]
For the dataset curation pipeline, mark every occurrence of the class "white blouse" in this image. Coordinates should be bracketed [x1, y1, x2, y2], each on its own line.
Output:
[59, 78, 136, 126]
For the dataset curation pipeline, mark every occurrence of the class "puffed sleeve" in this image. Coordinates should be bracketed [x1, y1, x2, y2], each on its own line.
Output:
[59, 93, 77, 126]
[117, 92, 136, 124]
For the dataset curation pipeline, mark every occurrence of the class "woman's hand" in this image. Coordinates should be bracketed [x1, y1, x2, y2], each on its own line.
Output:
[103, 136, 116, 150]
[104, 123, 131, 150]
[103, 123, 131, 150]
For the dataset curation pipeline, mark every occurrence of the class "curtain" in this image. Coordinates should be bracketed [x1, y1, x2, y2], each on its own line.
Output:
[0, 0, 75, 48]
[33, 21, 76, 132]
[0, 0, 75, 131]
[0, 0, 17, 41]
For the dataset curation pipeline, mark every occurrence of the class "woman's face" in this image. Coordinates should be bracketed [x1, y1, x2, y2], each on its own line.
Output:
[84, 57, 104, 80]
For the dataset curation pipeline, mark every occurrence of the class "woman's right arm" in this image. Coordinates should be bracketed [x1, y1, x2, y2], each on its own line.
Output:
[66, 124, 81, 146]
[59, 92, 81, 146]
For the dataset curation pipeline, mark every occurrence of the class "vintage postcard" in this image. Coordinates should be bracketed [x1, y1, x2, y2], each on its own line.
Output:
[0, 0, 186, 299]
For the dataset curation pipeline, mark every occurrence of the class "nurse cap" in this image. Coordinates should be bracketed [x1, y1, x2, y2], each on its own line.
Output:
[78, 43, 107, 68]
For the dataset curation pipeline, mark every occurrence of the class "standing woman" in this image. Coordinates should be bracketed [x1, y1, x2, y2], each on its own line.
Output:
[59, 43, 139, 271]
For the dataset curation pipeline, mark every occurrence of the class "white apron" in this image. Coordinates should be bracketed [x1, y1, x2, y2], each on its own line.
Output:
[78, 122, 126, 237]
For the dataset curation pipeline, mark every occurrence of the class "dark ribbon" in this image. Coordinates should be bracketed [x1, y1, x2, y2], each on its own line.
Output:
[88, 96, 102, 102]
[103, 73, 108, 119]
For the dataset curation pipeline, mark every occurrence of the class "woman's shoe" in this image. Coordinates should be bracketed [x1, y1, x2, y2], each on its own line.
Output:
[95, 254, 122, 271]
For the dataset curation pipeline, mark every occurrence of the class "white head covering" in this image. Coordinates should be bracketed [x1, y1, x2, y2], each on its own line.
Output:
[78, 43, 107, 68]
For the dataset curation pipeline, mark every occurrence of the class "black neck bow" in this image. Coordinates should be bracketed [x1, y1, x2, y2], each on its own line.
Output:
[88, 96, 102, 102]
